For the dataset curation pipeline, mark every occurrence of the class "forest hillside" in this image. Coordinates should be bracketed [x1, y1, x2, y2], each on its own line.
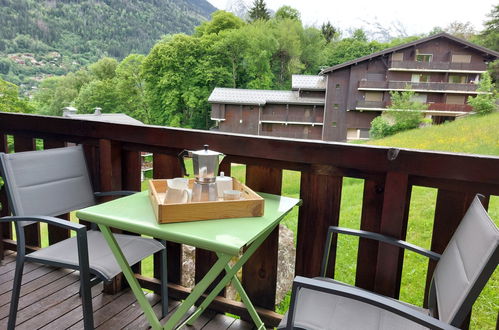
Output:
[0, 0, 216, 88]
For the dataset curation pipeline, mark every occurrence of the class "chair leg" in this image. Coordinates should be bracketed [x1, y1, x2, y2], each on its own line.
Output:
[160, 240, 168, 318]
[76, 229, 94, 330]
[8, 256, 24, 330]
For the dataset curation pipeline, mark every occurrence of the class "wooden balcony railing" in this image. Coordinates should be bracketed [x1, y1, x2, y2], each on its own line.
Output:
[358, 80, 479, 93]
[356, 101, 473, 113]
[0, 112, 498, 328]
[355, 100, 387, 108]
[388, 81, 479, 92]
[427, 103, 473, 112]
[389, 60, 487, 72]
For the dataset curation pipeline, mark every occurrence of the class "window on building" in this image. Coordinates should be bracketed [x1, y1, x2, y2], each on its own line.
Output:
[359, 129, 370, 139]
[451, 54, 471, 63]
[449, 75, 466, 84]
[333, 104, 339, 110]
[335, 83, 340, 89]
[331, 121, 337, 127]
[446, 95, 466, 104]
[392, 52, 404, 62]
[365, 92, 383, 102]
[416, 54, 432, 62]
[411, 74, 430, 83]
[347, 128, 358, 140]
[411, 93, 427, 103]
[347, 128, 370, 140]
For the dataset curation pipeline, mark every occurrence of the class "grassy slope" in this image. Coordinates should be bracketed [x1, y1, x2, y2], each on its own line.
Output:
[367, 112, 499, 156]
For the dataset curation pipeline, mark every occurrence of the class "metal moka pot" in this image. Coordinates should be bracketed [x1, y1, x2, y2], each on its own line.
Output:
[178, 145, 224, 183]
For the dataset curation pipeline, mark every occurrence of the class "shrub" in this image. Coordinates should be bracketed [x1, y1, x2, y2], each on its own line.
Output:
[370, 89, 426, 139]
[370, 116, 393, 138]
[468, 72, 497, 115]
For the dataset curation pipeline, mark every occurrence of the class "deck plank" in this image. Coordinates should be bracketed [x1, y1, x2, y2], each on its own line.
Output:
[0, 269, 77, 319]
[0, 255, 256, 330]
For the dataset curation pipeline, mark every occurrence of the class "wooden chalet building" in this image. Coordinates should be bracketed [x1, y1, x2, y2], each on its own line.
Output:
[209, 33, 498, 142]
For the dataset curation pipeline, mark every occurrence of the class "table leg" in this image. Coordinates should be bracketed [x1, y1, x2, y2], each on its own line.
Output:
[163, 254, 232, 329]
[185, 225, 275, 328]
[98, 224, 162, 330]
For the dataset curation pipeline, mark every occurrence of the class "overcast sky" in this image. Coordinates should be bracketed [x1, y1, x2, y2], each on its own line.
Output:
[207, 0, 496, 37]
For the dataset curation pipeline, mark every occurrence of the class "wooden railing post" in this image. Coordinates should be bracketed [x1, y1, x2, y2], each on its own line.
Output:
[99, 139, 126, 293]
[355, 178, 385, 291]
[295, 172, 342, 278]
[242, 165, 283, 310]
[153, 153, 183, 286]
[374, 172, 411, 298]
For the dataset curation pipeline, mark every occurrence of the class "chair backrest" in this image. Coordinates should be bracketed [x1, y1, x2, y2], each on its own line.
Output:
[0, 146, 96, 217]
[431, 195, 499, 326]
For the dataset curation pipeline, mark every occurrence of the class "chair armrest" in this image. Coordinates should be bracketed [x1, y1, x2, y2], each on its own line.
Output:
[94, 190, 138, 197]
[0, 215, 86, 231]
[329, 226, 441, 261]
[288, 276, 458, 330]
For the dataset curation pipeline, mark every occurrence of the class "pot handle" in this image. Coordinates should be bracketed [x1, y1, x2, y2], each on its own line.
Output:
[177, 150, 190, 177]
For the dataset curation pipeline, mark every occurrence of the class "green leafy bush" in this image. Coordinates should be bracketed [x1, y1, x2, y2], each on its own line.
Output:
[370, 116, 393, 139]
[370, 90, 426, 138]
[468, 72, 497, 115]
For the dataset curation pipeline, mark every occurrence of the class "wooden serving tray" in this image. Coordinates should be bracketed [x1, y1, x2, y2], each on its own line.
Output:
[148, 178, 264, 223]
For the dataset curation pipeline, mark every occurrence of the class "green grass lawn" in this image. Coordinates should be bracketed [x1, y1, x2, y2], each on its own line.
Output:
[35, 113, 498, 328]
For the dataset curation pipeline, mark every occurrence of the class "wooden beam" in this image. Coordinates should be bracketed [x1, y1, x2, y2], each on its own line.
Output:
[374, 172, 411, 298]
[242, 165, 283, 310]
[295, 172, 342, 278]
[152, 153, 183, 285]
[356, 178, 385, 291]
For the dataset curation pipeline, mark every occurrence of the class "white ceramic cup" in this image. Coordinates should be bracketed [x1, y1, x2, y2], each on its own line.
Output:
[223, 189, 241, 201]
[165, 178, 191, 204]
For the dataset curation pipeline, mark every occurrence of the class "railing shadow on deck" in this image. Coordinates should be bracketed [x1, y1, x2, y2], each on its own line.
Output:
[0, 112, 498, 328]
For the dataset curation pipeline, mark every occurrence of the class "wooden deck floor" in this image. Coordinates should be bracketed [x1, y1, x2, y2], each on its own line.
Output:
[0, 251, 257, 330]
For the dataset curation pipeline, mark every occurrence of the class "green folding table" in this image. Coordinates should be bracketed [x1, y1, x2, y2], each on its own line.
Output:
[76, 190, 300, 330]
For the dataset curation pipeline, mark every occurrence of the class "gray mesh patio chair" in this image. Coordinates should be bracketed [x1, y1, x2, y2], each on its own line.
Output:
[0, 146, 169, 330]
[279, 195, 498, 330]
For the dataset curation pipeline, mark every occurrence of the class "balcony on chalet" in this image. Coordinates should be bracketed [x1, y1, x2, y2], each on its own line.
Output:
[389, 60, 487, 73]
[0, 112, 498, 329]
[358, 80, 480, 93]
[355, 100, 473, 115]
[259, 107, 324, 126]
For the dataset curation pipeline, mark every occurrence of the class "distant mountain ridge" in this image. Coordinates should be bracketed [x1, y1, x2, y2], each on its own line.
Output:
[0, 0, 217, 87]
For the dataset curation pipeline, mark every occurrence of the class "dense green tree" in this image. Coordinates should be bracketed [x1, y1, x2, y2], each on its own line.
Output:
[74, 79, 121, 114]
[468, 72, 497, 115]
[143, 34, 211, 128]
[248, 0, 270, 22]
[321, 21, 339, 43]
[195, 10, 245, 36]
[275, 6, 301, 21]
[89, 57, 118, 81]
[479, 5, 499, 51]
[271, 19, 305, 88]
[0, 78, 33, 113]
[240, 21, 277, 89]
[115, 54, 151, 123]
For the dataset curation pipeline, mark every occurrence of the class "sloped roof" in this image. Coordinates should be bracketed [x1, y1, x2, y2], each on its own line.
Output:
[291, 75, 326, 90]
[65, 113, 144, 125]
[321, 32, 499, 74]
[208, 88, 325, 106]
